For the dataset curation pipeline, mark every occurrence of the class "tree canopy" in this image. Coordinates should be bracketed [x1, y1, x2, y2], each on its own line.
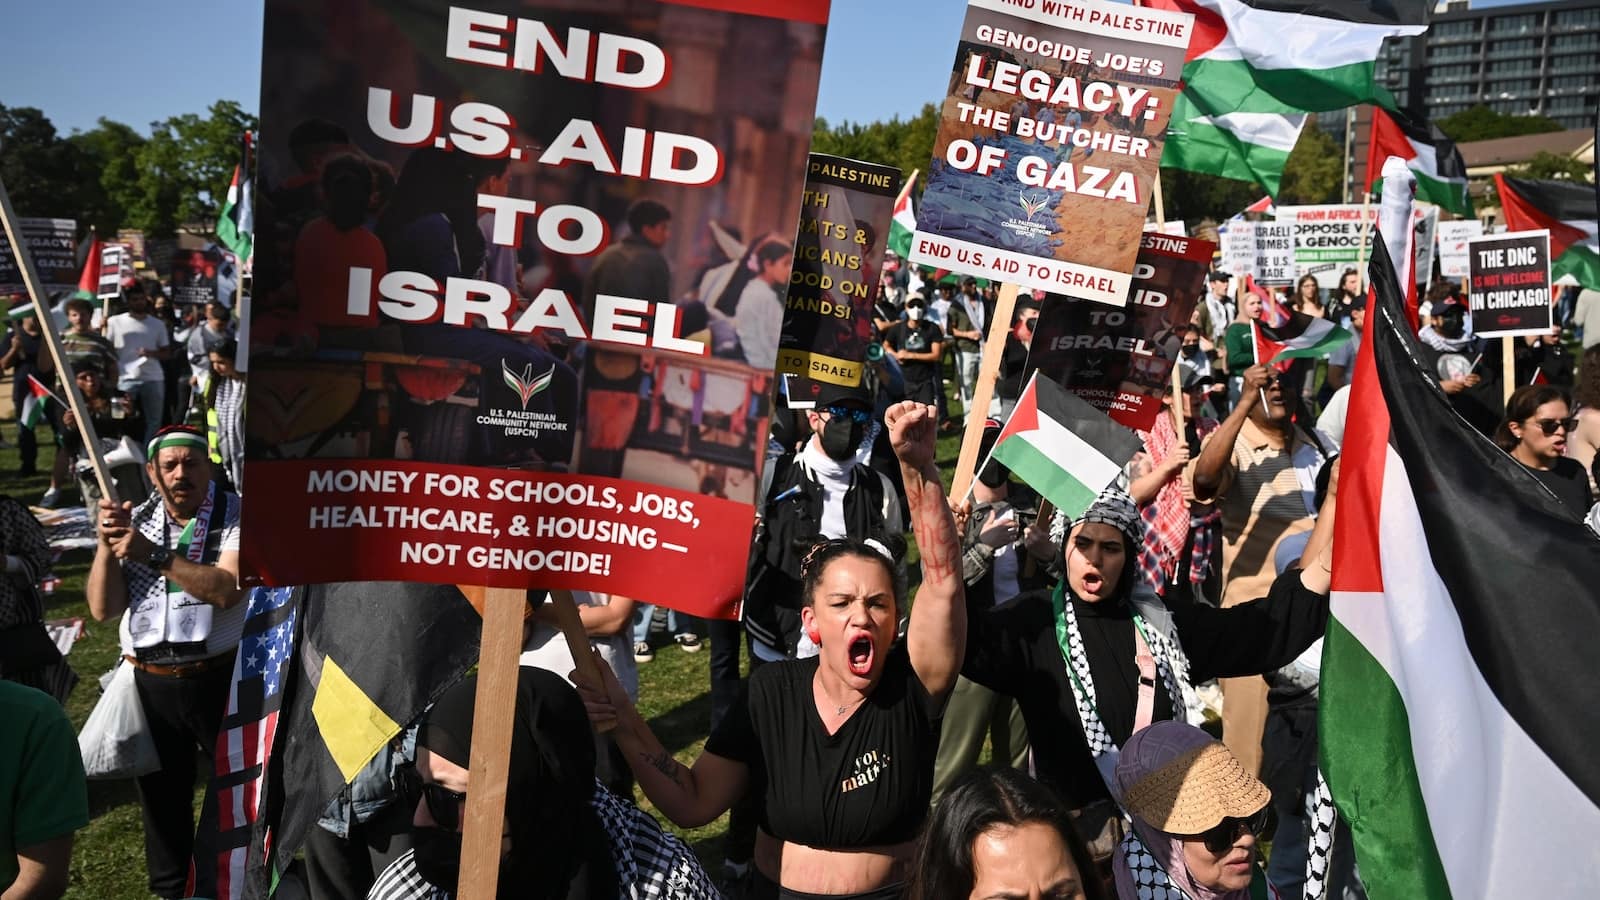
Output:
[1437, 105, 1564, 144]
[0, 100, 255, 240]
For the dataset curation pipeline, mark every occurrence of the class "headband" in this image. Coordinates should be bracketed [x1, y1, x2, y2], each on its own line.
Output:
[147, 429, 209, 459]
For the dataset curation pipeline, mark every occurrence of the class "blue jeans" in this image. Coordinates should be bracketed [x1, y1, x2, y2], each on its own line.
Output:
[632, 604, 678, 644]
[119, 379, 165, 444]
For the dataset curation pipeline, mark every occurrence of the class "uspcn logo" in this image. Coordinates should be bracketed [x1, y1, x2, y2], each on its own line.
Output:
[1018, 190, 1050, 222]
[501, 360, 555, 411]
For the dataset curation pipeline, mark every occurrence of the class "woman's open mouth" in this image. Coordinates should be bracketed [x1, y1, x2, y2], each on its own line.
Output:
[847, 634, 875, 676]
[1081, 572, 1104, 594]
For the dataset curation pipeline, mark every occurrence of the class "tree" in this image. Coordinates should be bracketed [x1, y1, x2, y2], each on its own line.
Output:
[1437, 105, 1563, 144]
[812, 103, 940, 189]
[126, 100, 258, 238]
[1507, 150, 1591, 183]
[1277, 124, 1343, 205]
[0, 104, 93, 221]
[67, 118, 146, 235]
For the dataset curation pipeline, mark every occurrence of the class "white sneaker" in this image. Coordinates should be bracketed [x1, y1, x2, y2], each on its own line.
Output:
[633, 641, 655, 663]
[674, 633, 702, 653]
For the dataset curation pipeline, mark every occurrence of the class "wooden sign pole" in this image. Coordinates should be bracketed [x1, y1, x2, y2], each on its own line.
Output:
[456, 587, 609, 900]
[0, 176, 118, 502]
[1502, 337, 1516, 404]
[1355, 192, 1374, 293]
[951, 281, 1020, 502]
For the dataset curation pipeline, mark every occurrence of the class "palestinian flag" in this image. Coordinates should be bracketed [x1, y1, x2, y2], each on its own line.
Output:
[1365, 108, 1473, 217]
[20, 374, 56, 428]
[1495, 174, 1600, 292]
[1149, 0, 1428, 196]
[76, 232, 103, 300]
[216, 132, 254, 262]
[1243, 195, 1275, 216]
[1320, 232, 1600, 898]
[988, 373, 1142, 518]
[190, 582, 481, 899]
[6, 301, 35, 322]
[888, 174, 916, 260]
[1249, 276, 1350, 366]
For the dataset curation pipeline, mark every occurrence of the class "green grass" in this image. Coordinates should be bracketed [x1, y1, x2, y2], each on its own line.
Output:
[5, 362, 978, 899]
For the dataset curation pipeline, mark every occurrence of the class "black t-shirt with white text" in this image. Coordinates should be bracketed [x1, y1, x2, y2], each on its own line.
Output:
[885, 320, 944, 385]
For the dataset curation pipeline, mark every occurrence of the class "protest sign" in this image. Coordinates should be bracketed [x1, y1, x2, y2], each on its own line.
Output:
[1254, 222, 1294, 284]
[909, 0, 1194, 305]
[1219, 222, 1255, 278]
[170, 248, 221, 306]
[1468, 230, 1551, 338]
[243, 0, 828, 618]
[1275, 204, 1373, 289]
[97, 244, 126, 301]
[0, 218, 77, 295]
[1023, 230, 1211, 431]
[1437, 219, 1482, 278]
[116, 229, 148, 269]
[1414, 203, 1439, 284]
[776, 154, 901, 387]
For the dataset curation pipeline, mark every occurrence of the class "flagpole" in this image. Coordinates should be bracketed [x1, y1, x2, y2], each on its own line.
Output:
[896, 168, 920, 207]
[1355, 192, 1373, 293]
[950, 281, 1020, 502]
[1502, 338, 1515, 404]
[0, 175, 118, 502]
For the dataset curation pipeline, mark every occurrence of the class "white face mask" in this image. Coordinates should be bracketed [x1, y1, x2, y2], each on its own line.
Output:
[906, 306, 924, 321]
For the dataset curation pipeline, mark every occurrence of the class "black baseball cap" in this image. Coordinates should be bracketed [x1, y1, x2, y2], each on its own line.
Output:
[814, 380, 873, 410]
[1207, 271, 1230, 283]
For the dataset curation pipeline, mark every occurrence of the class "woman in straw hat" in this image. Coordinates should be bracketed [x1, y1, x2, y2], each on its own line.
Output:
[1111, 720, 1275, 899]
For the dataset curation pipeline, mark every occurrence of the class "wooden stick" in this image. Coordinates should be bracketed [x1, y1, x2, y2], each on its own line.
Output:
[1170, 362, 1186, 435]
[951, 282, 1020, 502]
[1152, 175, 1167, 230]
[1502, 337, 1515, 404]
[1354, 192, 1373, 292]
[0, 176, 117, 502]
[546, 588, 611, 733]
[457, 586, 527, 900]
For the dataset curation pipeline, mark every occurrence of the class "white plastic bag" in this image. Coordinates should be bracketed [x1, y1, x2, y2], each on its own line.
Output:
[78, 661, 160, 780]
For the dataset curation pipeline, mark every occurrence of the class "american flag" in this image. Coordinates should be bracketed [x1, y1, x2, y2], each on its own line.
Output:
[188, 586, 298, 900]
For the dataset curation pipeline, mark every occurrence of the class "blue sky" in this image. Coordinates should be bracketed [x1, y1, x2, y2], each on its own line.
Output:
[0, 0, 1528, 137]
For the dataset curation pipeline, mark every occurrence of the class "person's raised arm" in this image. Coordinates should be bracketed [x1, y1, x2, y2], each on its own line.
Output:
[890, 401, 965, 699]
[1191, 365, 1267, 501]
[572, 654, 748, 828]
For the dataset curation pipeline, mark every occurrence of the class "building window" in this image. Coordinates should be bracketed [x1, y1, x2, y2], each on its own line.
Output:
[1487, 13, 1537, 36]
[1553, 8, 1600, 29]
[1550, 33, 1600, 51]
[1551, 75, 1594, 91]
[1430, 20, 1480, 40]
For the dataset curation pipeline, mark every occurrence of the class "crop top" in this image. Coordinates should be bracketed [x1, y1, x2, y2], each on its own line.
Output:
[705, 641, 941, 849]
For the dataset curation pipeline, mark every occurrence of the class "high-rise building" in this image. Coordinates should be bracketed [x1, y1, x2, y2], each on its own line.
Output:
[1393, 0, 1600, 130]
[1317, 0, 1597, 199]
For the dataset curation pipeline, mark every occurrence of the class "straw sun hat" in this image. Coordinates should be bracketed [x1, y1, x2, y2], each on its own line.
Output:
[1114, 721, 1271, 836]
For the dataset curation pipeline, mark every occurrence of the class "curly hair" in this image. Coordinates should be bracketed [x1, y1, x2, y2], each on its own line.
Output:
[1575, 346, 1600, 411]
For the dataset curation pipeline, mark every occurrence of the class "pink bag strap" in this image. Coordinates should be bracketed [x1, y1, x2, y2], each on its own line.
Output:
[1133, 625, 1157, 732]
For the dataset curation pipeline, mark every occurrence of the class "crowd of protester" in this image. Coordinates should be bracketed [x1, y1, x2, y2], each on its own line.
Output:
[6, 224, 1600, 900]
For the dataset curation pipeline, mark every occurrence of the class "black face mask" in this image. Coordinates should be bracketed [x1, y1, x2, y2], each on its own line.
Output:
[410, 825, 462, 891]
[978, 460, 1009, 489]
[1182, 343, 1203, 358]
[1439, 314, 1466, 339]
[819, 415, 867, 461]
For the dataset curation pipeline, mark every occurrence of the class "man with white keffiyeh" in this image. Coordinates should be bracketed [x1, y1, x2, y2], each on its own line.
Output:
[88, 424, 245, 899]
[960, 486, 1334, 885]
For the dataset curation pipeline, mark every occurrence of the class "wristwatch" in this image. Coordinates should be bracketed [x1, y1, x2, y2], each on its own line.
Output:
[146, 547, 174, 571]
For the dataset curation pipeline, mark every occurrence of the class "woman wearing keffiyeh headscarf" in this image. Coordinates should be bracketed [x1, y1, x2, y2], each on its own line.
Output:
[959, 485, 1335, 886]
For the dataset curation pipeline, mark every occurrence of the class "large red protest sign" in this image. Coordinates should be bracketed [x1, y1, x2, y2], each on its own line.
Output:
[243, 0, 828, 618]
[909, 0, 1193, 305]
[1024, 231, 1211, 431]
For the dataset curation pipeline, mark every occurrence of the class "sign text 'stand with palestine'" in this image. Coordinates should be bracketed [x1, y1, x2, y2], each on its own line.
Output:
[910, 0, 1194, 306]
[242, 0, 830, 618]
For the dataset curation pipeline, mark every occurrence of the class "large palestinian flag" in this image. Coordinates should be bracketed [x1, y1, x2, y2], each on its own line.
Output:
[988, 373, 1142, 518]
[1319, 236, 1600, 897]
[1366, 108, 1473, 217]
[1149, 0, 1428, 196]
[1495, 174, 1600, 292]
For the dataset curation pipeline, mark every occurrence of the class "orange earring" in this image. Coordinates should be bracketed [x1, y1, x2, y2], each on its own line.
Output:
[806, 626, 821, 645]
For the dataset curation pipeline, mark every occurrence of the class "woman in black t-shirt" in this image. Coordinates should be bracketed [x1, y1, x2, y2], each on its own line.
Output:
[1494, 384, 1594, 514]
[576, 400, 965, 900]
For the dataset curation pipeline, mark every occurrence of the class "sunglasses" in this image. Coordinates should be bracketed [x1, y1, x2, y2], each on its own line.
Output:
[820, 405, 872, 424]
[1194, 807, 1273, 855]
[397, 765, 467, 831]
[1530, 417, 1578, 436]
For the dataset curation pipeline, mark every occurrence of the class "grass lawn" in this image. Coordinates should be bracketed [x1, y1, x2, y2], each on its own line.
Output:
[3, 366, 978, 899]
